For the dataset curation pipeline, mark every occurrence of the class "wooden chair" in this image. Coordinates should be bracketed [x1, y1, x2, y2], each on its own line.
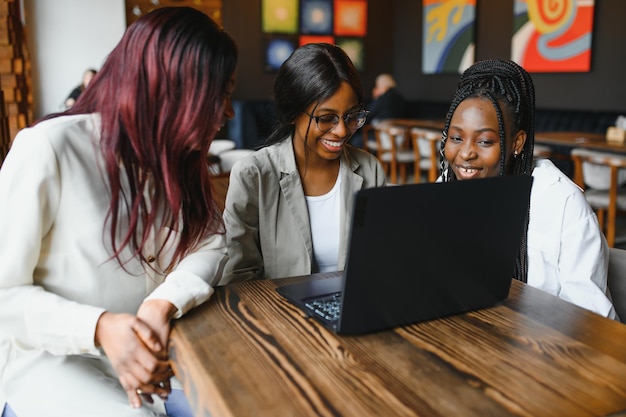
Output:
[410, 127, 441, 182]
[373, 123, 415, 184]
[208, 139, 237, 174]
[218, 149, 254, 174]
[210, 172, 230, 214]
[608, 247, 626, 322]
[571, 148, 626, 247]
[360, 124, 377, 153]
[532, 144, 553, 161]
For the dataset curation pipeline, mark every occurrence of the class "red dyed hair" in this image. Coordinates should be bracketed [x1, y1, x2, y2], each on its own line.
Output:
[58, 7, 238, 271]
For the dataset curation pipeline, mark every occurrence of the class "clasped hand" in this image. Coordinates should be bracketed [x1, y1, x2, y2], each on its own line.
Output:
[95, 299, 177, 409]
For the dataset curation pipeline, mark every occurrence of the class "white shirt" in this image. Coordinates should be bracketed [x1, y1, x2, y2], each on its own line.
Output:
[0, 114, 228, 406]
[306, 166, 342, 273]
[528, 159, 616, 319]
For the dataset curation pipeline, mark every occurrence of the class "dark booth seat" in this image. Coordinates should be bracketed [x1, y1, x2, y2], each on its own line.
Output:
[226, 98, 625, 152]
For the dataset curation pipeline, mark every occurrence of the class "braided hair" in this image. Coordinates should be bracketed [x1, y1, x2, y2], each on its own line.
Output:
[440, 59, 535, 282]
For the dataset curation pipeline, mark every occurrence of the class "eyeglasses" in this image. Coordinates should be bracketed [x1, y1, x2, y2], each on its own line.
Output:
[305, 110, 369, 133]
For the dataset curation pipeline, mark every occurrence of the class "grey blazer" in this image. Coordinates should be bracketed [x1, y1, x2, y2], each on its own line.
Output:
[220, 138, 386, 284]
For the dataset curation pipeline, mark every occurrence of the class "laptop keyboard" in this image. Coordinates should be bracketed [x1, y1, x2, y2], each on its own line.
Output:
[305, 292, 342, 322]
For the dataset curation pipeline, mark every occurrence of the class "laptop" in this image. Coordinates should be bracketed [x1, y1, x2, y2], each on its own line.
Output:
[276, 175, 533, 335]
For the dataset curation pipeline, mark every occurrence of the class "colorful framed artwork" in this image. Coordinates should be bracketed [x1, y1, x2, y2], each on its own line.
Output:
[262, 0, 299, 34]
[422, 0, 476, 74]
[299, 35, 335, 46]
[264, 36, 298, 71]
[511, 0, 594, 72]
[334, 0, 367, 37]
[262, 0, 368, 72]
[336, 37, 365, 71]
[300, 0, 333, 34]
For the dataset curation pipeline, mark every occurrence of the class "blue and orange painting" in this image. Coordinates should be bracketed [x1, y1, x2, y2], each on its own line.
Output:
[422, 0, 476, 74]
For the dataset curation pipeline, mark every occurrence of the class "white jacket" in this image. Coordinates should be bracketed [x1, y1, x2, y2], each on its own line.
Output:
[0, 114, 227, 414]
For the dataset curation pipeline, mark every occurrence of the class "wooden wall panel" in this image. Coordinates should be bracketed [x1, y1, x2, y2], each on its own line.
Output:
[0, 0, 32, 166]
[125, 0, 222, 26]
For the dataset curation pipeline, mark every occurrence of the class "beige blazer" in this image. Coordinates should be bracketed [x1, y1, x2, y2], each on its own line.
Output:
[221, 138, 386, 284]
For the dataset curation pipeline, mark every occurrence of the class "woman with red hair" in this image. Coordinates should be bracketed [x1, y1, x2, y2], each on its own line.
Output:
[0, 7, 237, 417]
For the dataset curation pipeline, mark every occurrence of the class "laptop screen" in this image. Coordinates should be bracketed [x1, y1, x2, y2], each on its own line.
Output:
[278, 175, 533, 334]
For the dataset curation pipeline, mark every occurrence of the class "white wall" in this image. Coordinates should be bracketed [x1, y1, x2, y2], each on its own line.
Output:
[22, 0, 126, 119]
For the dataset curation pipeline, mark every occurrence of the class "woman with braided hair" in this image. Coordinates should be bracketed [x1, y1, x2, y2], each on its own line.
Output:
[440, 59, 617, 320]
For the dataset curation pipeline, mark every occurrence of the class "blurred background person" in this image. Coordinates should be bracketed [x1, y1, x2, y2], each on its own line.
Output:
[64, 67, 97, 109]
[368, 73, 408, 124]
[351, 73, 408, 149]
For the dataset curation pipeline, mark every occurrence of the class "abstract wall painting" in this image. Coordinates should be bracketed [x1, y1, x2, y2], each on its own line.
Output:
[262, 0, 299, 34]
[301, 0, 333, 34]
[334, 0, 367, 37]
[422, 0, 476, 74]
[511, 0, 595, 72]
[336, 37, 365, 71]
[262, 0, 368, 72]
[264, 36, 298, 72]
[299, 35, 335, 46]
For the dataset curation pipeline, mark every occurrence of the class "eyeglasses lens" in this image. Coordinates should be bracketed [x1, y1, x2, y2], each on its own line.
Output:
[315, 111, 367, 133]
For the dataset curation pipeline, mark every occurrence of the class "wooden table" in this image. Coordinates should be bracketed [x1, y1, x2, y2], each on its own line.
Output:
[535, 131, 626, 154]
[169, 273, 626, 417]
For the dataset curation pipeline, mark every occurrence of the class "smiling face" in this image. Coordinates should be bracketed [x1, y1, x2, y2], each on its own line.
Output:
[293, 81, 361, 164]
[444, 96, 526, 180]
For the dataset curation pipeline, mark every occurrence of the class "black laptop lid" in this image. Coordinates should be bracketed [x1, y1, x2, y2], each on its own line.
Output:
[336, 175, 532, 334]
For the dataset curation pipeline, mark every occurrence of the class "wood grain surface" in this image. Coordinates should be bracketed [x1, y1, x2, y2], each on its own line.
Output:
[535, 132, 626, 154]
[170, 274, 626, 417]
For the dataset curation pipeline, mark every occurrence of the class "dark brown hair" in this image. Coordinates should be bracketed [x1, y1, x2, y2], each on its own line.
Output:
[264, 43, 364, 146]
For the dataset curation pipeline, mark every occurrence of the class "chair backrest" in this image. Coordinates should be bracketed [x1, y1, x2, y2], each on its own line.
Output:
[360, 124, 375, 152]
[410, 127, 441, 182]
[373, 123, 407, 152]
[571, 148, 626, 190]
[532, 144, 552, 160]
[219, 149, 254, 173]
[372, 123, 414, 184]
[570, 148, 626, 247]
[209, 139, 237, 155]
[210, 172, 230, 214]
[608, 247, 626, 322]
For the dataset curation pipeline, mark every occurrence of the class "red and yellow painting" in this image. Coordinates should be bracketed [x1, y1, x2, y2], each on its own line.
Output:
[511, 0, 595, 72]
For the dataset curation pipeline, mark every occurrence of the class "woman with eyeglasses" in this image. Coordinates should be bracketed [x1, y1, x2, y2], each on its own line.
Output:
[220, 43, 386, 283]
